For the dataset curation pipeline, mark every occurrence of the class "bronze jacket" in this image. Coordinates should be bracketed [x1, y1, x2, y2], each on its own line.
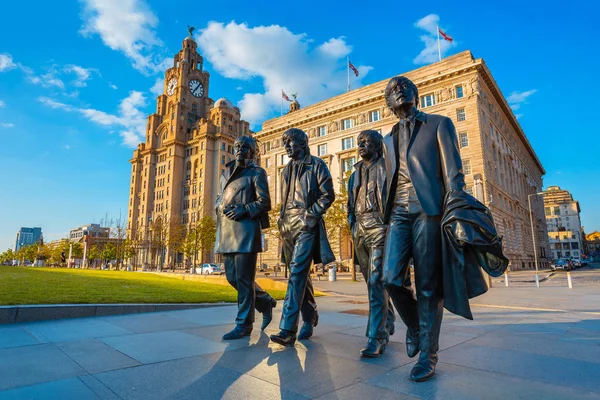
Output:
[279, 152, 336, 265]
[383, 111, 465, 221]
[441, 189, 509, 319]
[347, 157, 387, 229]
[214, 160, 271, 254]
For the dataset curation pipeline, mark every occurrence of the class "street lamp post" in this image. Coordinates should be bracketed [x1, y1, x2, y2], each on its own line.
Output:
[528, 192, 544, 287]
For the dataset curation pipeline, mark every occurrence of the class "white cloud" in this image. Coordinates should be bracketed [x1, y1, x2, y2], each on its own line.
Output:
[79, 0, 165, 74]
[507, 89, 537, 111]
[150, 77, 163, 96]
[38, 97, 73, 110]
[38, 91, 147, 147]
[0, 53, 16, 72]
[0, 100, 5, 108]
[0, 122, 14, 128]
[195, 21, 372, 125]
[64, 65, 93, 87]
[64, 145, 71, 150]
[22, 65, 65, 89]
[109, 83, 118, 90]
[413, 14, 457, 65]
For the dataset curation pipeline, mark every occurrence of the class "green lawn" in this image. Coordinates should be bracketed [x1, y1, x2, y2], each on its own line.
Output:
[0, 267, 287, 305]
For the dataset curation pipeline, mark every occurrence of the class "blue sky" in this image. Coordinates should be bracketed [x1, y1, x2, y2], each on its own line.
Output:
[1, 0, 599, 250]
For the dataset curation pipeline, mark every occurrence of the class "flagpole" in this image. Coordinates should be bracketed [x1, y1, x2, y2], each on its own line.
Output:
[436, 25, 441, 62]
[280, 89, 283, 116]
[347, 56, 350, 92]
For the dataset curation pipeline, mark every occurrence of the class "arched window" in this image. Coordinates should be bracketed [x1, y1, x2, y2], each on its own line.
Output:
[193, 160, 198, 179]
[185, 162, 191, 180]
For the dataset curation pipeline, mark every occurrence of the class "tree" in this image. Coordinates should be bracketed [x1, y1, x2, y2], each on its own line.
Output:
[0, 248, 15, 265]
[87, 245, 101, 268]
[264, 204, 286, 277]
[111, 213, 128, 269]
[167, 217, 187, 271]
[197, 216, 216, 265]
[102, 243, 117, 266]
[324, 172, 354, 280]
[122, 238, 136, 270]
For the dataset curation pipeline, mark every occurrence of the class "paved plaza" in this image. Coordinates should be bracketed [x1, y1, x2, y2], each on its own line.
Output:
[1, 284, 600, 399]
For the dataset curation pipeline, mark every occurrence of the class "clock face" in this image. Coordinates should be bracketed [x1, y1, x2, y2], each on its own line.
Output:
[167, 78, 177, 96]
[189, 79, 204, 98]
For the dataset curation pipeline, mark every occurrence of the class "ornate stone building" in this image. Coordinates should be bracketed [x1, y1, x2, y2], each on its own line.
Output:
[255, 51, 549, 270]
[542, 186, 583, 260]
[127, 34, 251, 267]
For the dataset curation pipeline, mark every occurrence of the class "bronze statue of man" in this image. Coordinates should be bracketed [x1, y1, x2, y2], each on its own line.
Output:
[381, 76, 466, 381]
[270, 128, 335, 346]
[215, 135, 277, 340]
[347, 129, 396, 358]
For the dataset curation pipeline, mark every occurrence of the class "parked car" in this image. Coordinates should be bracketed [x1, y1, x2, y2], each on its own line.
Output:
[201, 263, 223, 275]
[571, 258, 582, 268]
[551, 259, 573, 271]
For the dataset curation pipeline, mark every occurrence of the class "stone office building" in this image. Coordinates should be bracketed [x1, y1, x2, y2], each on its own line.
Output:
[542, 186, 583, 260]
[127, 34, 251, 267]
[255, 51, 550, 270]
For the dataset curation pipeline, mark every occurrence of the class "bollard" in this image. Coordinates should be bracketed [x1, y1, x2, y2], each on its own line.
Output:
[328, 266, 337, 282]
[567, 271, 573, 289]
[534, 273, 540, 288]
[504, 272, 509, 287]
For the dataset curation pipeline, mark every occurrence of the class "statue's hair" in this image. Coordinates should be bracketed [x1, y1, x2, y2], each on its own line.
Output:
[384, 76, 419, 117]
[357, 130, 383, 157]
[234, 135, 258, 159]
[282, 128, 308, 150]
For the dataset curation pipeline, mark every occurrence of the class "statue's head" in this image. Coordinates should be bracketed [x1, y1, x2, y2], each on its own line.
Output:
[385, 76, 419, 118]
[282, 128, 309, 161]
[234, 135, 258, 161]
[357, 130, 383, 161]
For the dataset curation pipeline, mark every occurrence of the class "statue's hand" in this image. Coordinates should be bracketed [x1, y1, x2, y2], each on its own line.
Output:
[224, 204, 248, 221]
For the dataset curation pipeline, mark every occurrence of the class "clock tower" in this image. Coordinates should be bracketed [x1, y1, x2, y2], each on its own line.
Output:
[127, 32, 252, 270]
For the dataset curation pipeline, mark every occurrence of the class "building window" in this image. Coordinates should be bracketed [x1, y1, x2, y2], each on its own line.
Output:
[201, 142, 205, 150]
[342, 136, 355, 150]
[463, 159, 472, 175]
[221, 155, 225, 164]
[281, 154, 290, 165]
[420, 93, 436, 108]
[459, 132, 469, 148]
[265, 158, 271, 168]
[368, 110, 380, 123]
[342, 157, 356, 173]
[317, 125, 327, 137]
[318, 144, 328, 156]
[456, 85, 464, 98]
[264, 142, 271, 152]
[341, 118, 354, 130]
[456, 108, 466, 121]
[465, 186, 473, 196]
[221, 143, 226, 151]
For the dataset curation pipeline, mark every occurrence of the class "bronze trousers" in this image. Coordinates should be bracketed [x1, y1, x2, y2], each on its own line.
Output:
[279, 210, 319, 333]
[224, 252, 274, 327]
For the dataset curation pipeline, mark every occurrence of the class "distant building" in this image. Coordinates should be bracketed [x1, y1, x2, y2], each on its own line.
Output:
[15, 227, 42, 251]
[542, 186, 583, 259]
[69, 223, 110, 244]
[585, 231, 600, 256]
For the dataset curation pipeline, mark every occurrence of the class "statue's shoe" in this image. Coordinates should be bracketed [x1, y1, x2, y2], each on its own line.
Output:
[406, 328, 420, 358]
[359, 338, 387, 358]
[222, 325, 252, 340]
[410, 352, 438, 382]
[298, 314, 318, 340]
[270, 330, 297, 346]
[261, 297, 277, 331]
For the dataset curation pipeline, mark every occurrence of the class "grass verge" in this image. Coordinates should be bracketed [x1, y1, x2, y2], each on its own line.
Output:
[0, 267, 287, 305]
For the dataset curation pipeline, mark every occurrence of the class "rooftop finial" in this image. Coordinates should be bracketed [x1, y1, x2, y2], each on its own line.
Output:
[187, 25, 196, 38]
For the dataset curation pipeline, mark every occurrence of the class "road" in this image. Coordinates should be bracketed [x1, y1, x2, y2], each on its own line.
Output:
[494, 262, 600, 287]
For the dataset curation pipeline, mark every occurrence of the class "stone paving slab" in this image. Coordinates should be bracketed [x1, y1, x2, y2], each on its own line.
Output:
[2, 287, 600, 399]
